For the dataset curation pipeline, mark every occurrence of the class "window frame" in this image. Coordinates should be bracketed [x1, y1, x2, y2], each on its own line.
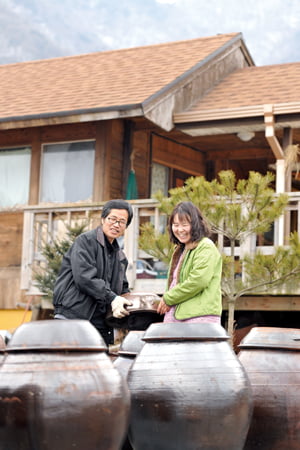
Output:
[39, 139, 96, 204]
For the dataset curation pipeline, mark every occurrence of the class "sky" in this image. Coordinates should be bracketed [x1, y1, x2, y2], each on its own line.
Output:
[138, 0, 300, 65]
[1, 0, 300, 66]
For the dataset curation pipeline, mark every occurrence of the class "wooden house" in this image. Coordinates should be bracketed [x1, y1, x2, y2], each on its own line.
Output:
[0, 32, 300, 330]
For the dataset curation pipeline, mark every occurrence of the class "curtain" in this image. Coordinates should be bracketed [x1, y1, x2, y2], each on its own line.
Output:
[0, 147, 31, 207]
[40, 141, 95, 203]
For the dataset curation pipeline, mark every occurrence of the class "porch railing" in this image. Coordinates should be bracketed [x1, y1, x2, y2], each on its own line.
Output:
[21, 193, 300, 295]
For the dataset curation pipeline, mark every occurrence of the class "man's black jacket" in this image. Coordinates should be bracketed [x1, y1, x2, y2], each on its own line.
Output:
[53, 226, 129, 327]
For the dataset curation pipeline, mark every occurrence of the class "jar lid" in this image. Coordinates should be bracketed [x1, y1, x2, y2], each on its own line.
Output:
[6, 319, 107, 352]
[118, 330, 145, 356]
[239, 326, 300, 351]
[142, 322, 229, 342]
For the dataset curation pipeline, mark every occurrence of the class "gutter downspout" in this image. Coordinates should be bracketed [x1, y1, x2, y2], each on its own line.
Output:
[264, 104, 284, 245]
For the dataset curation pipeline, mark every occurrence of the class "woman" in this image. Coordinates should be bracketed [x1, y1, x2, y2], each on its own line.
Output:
[157, 201, 222, 323]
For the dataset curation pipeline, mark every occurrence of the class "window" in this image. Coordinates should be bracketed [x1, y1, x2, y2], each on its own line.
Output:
[40, 141, 95, 203]
[151, 163, 169, 197]
[0, 147, 31, 207]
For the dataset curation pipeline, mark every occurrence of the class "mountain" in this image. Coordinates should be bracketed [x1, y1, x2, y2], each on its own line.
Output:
[0, 0, 299, 66]
[0, 0, 169, 64]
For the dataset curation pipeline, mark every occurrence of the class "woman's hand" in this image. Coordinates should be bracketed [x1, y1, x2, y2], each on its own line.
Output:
[157, 298, 171, 315]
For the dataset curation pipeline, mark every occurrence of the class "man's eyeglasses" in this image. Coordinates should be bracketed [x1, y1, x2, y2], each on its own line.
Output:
[106, 216, 127, 227]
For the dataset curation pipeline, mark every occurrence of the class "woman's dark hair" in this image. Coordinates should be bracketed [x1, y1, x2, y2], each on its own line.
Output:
[167, 201, 210, 245]
[101, 199, 133, 227]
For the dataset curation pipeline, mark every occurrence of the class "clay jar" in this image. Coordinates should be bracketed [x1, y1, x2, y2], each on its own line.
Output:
[127, 322, 253, 450]
[114, 330, 145, 380]
[0, 319, 130, 450]
[238, 326, 300, 450]
[114, 330, 145, 450]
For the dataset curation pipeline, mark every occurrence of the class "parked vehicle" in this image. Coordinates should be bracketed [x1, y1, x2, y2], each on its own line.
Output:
[136, 260, 158, 279]
[0, 329, 12, 344]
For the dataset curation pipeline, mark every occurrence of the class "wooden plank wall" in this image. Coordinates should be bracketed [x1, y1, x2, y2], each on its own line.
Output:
[0, 211, 23, 267]
[131, 130, 151, 199]
[0, 212, 26, 308]
[110, 120, 126, 199]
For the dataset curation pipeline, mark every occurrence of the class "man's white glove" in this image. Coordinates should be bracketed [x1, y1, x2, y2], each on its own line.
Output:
[111, 296, 133, 319]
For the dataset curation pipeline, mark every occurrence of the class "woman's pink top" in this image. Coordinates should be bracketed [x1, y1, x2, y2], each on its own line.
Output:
[163, 251, 220, 324]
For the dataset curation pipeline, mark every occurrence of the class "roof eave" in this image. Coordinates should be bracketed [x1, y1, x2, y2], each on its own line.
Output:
[0, 104, 144, 130]
[174, 102, 300, 123]
[175, 104, 300, 136]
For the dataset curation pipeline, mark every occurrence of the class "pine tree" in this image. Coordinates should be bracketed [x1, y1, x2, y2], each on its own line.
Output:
[139, 170, 300, 338]
[33, 222, 88, 301]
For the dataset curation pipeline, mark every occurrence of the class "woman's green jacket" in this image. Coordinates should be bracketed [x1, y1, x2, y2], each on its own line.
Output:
[163, 237, 222, 320]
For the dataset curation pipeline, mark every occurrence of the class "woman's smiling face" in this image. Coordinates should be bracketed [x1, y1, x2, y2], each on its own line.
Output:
[171, 213, 192, 245]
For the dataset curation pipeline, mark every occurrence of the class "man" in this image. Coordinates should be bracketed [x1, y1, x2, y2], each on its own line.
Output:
[53, 199, 133, 345]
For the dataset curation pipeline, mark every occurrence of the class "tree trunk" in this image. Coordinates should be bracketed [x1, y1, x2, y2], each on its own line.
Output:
[227, 299, 235, 346]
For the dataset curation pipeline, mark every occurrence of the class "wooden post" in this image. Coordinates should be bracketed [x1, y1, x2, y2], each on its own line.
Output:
[123, 205, 139, 289]
[29, 129, 42, 204]
[264, 105, 285, 246]
[283, 128, 293, 244]
[94, 121, 112, 201]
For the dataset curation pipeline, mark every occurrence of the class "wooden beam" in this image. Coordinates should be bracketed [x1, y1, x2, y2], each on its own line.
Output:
[264, 104, 284, 159]
[206, 147, 272, 160]
[122, 120, 134, 198]
[29, 129, 41, 204]
[282, 128, 293, 244]
[283, 127, 293, 192]
[223, 295, 300, 311]
[94, 121, 112, 201]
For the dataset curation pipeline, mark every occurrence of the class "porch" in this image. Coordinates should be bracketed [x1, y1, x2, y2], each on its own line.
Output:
[20, 195, 300, 314]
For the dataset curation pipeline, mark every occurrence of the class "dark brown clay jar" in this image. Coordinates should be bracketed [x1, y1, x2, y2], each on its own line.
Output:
[238, 326, 300, 450]
[0, 319, 130, 450]
[113, 330, 145, 380]
[127, 322, 253, 450]
[114, 330, 145, 450]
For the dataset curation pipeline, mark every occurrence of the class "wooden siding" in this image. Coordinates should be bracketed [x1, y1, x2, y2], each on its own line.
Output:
[132, 130, 151, 199]
[0, 211, 23, 266]
[0, 212, 25, 308]
[94, 120, 113, 201]
[110, 120, 126, 199]
[0, 267, 27, 308]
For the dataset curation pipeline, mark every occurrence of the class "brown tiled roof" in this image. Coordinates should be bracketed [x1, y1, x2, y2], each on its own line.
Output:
[185, 62, 300, 116]
[0, 33, 240, 121]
